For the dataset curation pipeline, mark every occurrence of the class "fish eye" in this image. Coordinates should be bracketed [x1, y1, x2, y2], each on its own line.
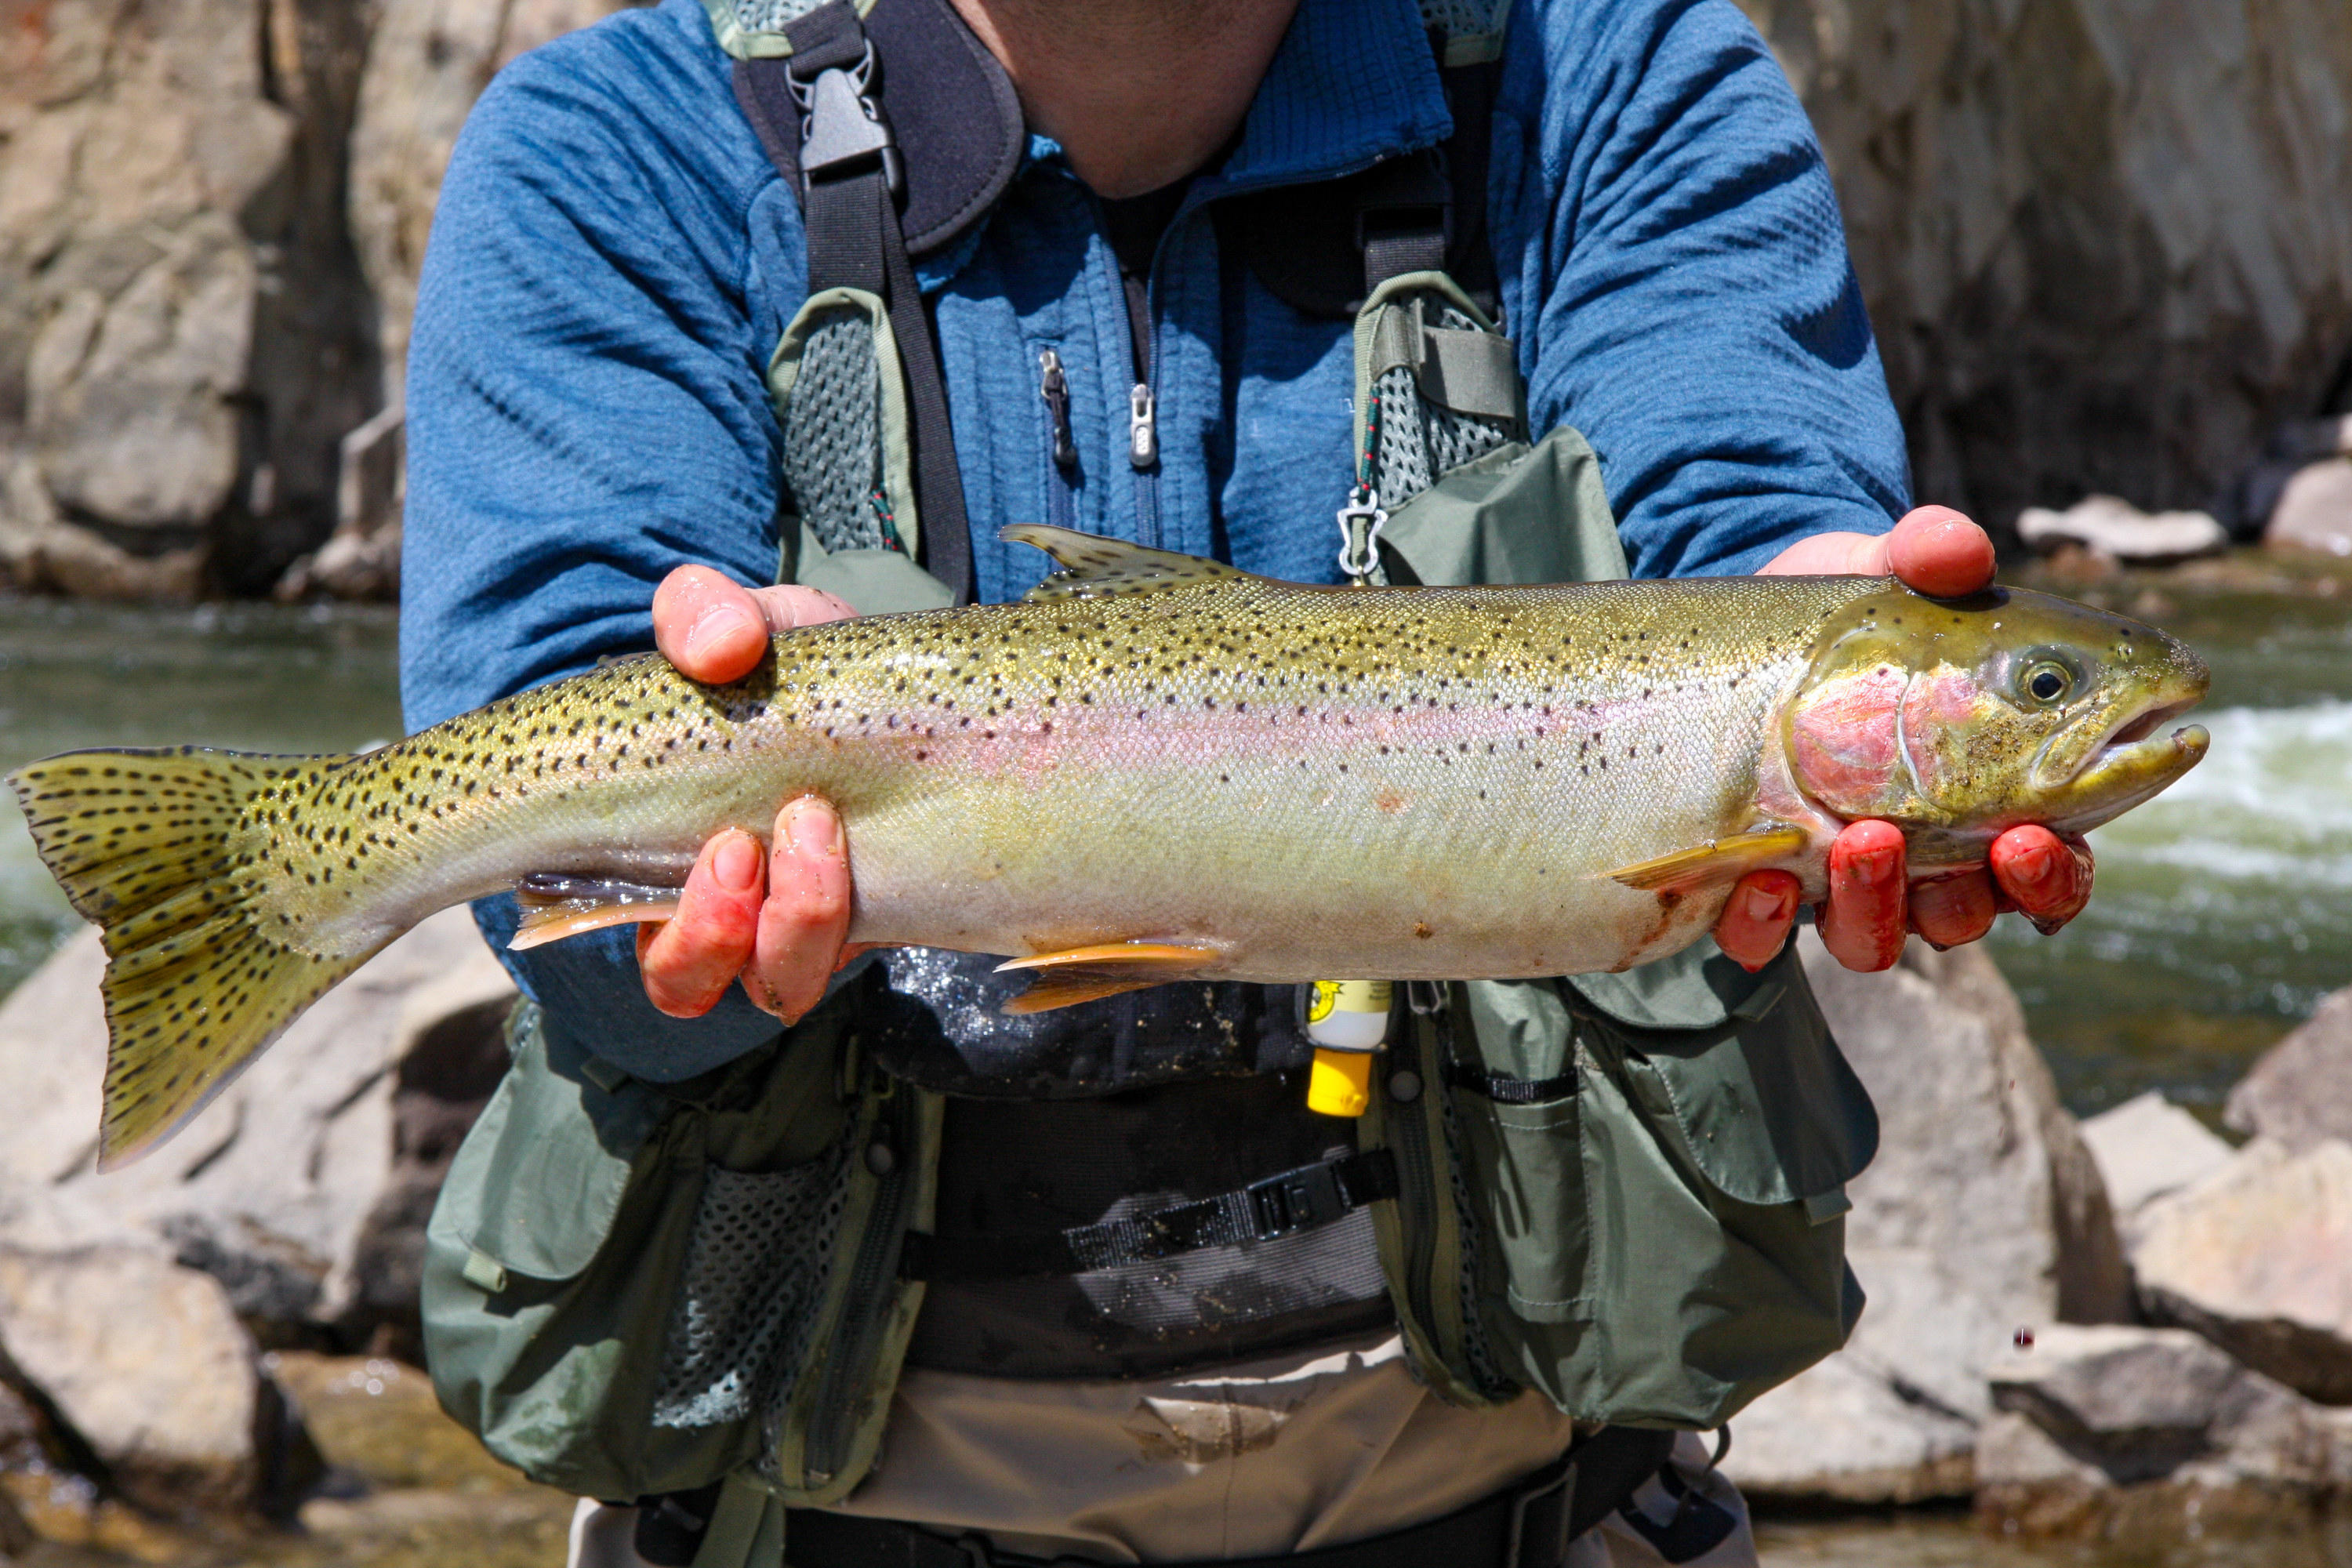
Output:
[2021, 660, 2072, 706]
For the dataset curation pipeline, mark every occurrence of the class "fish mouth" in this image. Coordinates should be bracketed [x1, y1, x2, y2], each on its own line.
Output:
[2051, 709, 2209, 833]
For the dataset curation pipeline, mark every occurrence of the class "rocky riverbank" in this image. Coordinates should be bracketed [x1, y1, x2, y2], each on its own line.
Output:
[2, 0, 2347, 601]
[0, 913, 2348, 1562]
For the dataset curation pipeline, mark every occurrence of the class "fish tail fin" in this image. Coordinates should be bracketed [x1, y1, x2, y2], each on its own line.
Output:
[9, 747, 377, 1170]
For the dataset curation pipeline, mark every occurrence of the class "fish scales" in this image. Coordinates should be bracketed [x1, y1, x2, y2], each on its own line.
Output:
[9, 526, 2211, 1166]
[257, 572, 1869, 982]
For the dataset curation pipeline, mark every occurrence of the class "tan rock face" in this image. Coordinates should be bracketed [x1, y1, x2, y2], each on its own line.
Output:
[1722, 937, 2129, 1505]
[1732, 0, 2352, 533]
[2132, 1138, 2352, 1404]
[0, 1246, 259, 1511]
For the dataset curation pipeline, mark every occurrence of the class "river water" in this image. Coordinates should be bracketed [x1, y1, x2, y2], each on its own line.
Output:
[0, 570, 2346, 1565]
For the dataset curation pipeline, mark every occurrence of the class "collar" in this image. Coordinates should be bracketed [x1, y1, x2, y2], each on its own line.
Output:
[1203, 0, 1454, 198]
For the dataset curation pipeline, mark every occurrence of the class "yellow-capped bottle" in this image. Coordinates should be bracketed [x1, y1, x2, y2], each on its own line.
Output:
[1305, 979, 1392, 1116]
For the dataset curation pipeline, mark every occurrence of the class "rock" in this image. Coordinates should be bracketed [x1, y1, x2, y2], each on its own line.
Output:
[2227, 989, 2352, 1152]
[1722, 936, 2130, 1505]
[2130, 1138, 2352, 1405]
[2080, 1091, 2236, 1219]
[1730, 0, 2352, 539]
[0, 908, 516, 1350]
[1976, 1323, 2352, 1536]
[2016, 495, 2229, 563]
[349, 0, 645, 409]
[0, 1246, 260, 1511]
[2267, 459, 2352, 558]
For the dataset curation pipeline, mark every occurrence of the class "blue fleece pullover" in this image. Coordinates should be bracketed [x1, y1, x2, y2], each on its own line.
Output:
[398, 0, 1910, 1078]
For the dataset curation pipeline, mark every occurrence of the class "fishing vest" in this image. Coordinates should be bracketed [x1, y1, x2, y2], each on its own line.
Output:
[419, 0, 1882, 1547]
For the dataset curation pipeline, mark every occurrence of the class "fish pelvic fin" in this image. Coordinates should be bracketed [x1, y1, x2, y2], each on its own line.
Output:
[1004, 525, 1263, 602]
[994, 942, 1221, 1014]
[1604, 826, 1810, 895]
[510, 873, 684, 951]
[9, 746, 380, 1171]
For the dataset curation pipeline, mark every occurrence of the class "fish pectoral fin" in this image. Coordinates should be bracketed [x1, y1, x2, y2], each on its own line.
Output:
[1603, 826, 1810, 895]
[1003, 525, 1269, 601]
[994, 942, 1222, 1015]
[508, 873, 685, 951]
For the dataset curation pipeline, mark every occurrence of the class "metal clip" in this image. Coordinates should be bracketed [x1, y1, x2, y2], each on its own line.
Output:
[790, 44, 902, 194]
[1335, 492, 1388, 582]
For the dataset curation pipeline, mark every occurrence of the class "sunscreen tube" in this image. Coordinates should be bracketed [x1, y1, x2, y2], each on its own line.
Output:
[1305, 979, 1392, 1116]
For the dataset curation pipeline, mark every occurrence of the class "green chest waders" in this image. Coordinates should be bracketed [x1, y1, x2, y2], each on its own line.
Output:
[418, 1, 1880, 1559]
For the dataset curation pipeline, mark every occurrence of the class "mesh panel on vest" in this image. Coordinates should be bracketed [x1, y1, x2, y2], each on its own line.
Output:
[783, 311, 889, 554]
[1372, 300, 1519, 514]
[717, 0, 831, 38]
[651, 1144, 853, 1430]
[1417, 0, 1509, 35]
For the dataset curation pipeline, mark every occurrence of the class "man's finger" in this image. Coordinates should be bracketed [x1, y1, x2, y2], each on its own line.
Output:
[637, 829, 766, 1017]
[1911, 869, 1997, 949]
[748, 583, 858, 632]
[1883, 506, 1997, 598]
[653, 566, 775, 684]
[1990, 825, 2093, 934]
[747, 796, 853, 1022]
[1714, 869, 1802, 972]
[1817, 818, 1907, 972]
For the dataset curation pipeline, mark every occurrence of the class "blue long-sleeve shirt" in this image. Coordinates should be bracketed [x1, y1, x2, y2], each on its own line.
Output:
[398, 0, 1910, 1079]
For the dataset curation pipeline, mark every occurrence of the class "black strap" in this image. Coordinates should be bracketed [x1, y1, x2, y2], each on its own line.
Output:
[1445, 1061, 1580, 1105]
[780, 1425, 1680, 1567]
[1355, 147, 1451, 296]
[901, 1149, 1399, 1283]
[732, 3, 975, 602]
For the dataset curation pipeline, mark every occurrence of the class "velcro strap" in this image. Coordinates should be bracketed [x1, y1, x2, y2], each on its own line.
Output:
[1445, 1062, 1580, 1105]
[901, 1149, 1399, 1283]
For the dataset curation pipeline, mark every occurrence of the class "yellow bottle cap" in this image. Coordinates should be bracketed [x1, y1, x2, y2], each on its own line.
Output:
[1307, 1047, 1375, 1117]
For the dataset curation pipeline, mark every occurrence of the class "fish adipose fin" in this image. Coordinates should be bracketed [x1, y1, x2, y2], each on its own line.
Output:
[9, 747, 379, 1171]
[1004, 525, 1265, 602]
[510, 873, 684, 950]
[994, 941, 1221, 1014]
[1604, 826, 1809, 895]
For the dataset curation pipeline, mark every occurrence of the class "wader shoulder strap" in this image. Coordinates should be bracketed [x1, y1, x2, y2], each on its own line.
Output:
[732, 0, 1009, 602]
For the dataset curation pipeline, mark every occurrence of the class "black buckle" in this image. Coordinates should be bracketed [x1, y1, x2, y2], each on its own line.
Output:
[791, 44, 903, 194]
[1246, 1158, 1345, 1240]
[1351, 150, 1453, 254]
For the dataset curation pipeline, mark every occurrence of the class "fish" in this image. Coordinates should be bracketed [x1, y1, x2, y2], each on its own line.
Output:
[9, 524, 2210, 1168]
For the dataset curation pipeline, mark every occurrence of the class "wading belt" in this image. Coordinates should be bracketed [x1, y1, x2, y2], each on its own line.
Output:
[771, 1426, 1706, 1568]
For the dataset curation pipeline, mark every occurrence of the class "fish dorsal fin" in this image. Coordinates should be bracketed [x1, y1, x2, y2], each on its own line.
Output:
[1004, 524, 1259, 602]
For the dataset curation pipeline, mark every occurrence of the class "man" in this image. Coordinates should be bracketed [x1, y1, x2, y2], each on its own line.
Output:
[401, 0, 2090, 1563]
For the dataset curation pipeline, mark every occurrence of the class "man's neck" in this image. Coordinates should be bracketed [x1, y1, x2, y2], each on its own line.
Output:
[946, 0, 1301, 198]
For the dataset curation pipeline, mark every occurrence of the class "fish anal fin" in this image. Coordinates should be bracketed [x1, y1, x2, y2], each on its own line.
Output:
[994, 941, 1222, 1015]
[509, 873, 684, 951]
[1004, 525, 1261, 602]
[1604, 826, 1810, 895]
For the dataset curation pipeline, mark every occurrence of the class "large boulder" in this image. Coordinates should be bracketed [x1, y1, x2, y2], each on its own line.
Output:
[2080, 1091, 2236, 1221]
[1724, 935, 2130, 1505]
[1976, 1324, 2352, 1535]
[2130, 1138, 2352, 1405]
[2226, 986, 2352, 1152]
[0, 1246, 262, 1512]
[1730, 0, 2352, 538]
[0, 908, 515, 1351]
[0, 0, 374, 596]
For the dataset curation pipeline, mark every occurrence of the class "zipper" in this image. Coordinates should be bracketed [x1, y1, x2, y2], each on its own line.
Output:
[1385, 1009, 1443, 1345]
[803, 1081, 917, 1487]
[1038, 347, 1077, 532]
[1117, 268, 1160, 543]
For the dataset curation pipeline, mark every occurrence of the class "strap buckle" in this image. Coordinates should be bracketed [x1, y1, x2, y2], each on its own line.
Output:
[1504, 1454, 1578, 1568]
[790, 42, 903, 194]
[1244, 1158, 1347, 1241]
[1336, 492, 1388, 581]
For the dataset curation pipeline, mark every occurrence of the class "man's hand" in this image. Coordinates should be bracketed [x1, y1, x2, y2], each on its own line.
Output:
[636, 568, 862, 1022]
[1712, 507, 2094, 974]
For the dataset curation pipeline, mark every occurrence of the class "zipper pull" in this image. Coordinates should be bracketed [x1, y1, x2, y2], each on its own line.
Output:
[1038, 349, 1076, 470]
[1128, 382, 1156, 470]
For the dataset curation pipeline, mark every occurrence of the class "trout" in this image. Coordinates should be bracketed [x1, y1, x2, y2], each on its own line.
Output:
[13, 525, 2209, 1167]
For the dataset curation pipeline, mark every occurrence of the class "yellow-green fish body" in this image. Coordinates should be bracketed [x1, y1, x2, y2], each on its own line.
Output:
[11, 528, 2209, 1167]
